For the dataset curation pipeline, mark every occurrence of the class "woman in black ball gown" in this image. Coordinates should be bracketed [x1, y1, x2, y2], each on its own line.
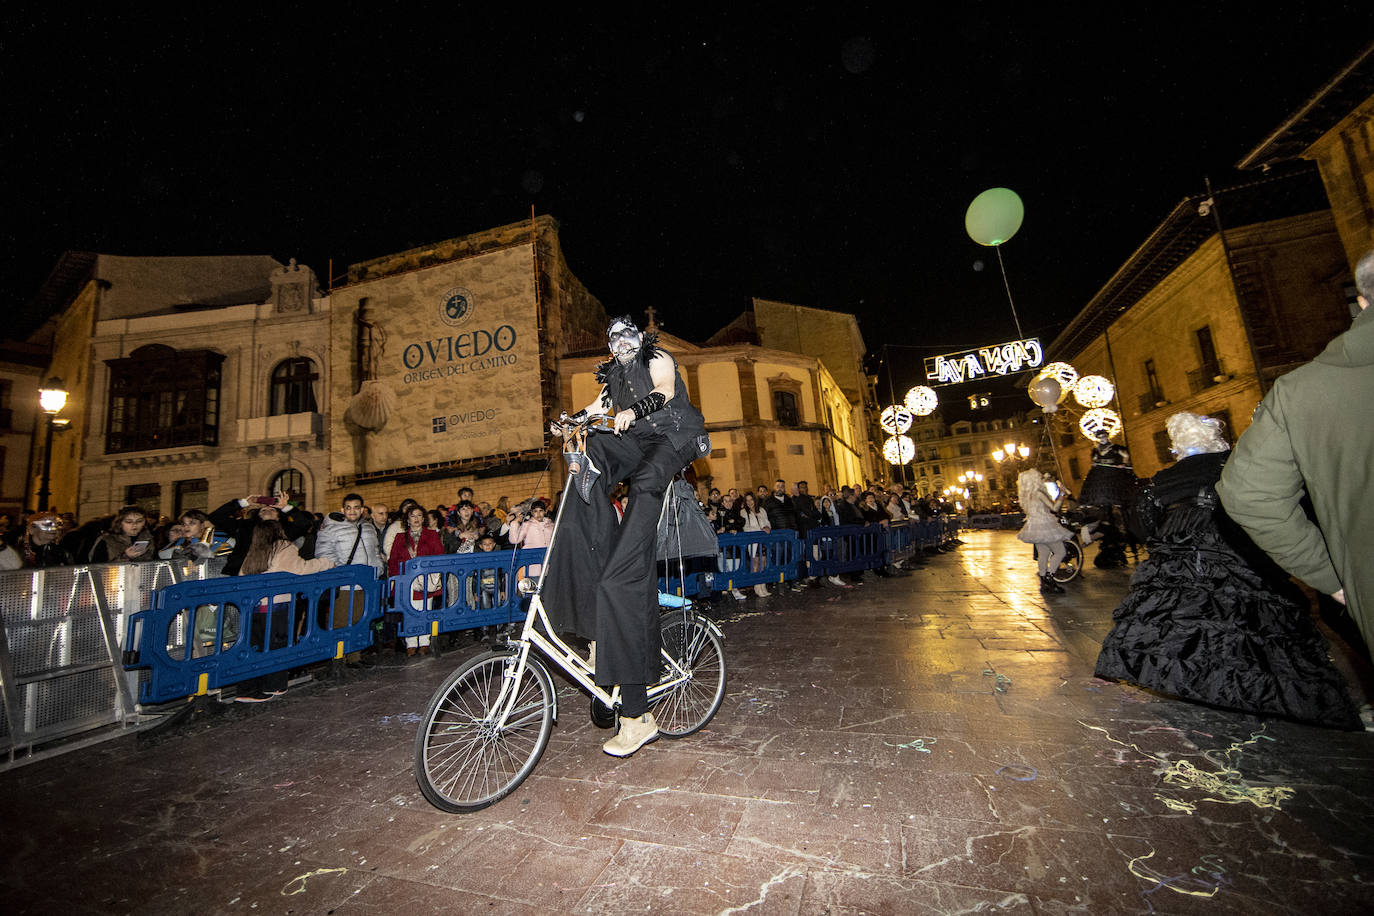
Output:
[1094, 412, 1359, 729]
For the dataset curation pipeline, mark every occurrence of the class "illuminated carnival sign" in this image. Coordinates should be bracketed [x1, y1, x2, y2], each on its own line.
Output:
[923, 337, 1043, 387]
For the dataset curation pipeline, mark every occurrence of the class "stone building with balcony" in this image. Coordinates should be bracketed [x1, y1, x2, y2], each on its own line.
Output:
[32, 253, 331, 520]
[1046, 46, 1371, 492]
[1046, 167, 1355, 488]
[28, 219, 876, 520]
[900, 410, 1037, 507]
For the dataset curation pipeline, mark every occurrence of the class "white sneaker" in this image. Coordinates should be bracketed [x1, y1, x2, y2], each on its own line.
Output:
[730, 588, 747, 601]
[753, 583, 771, 597]
[827, 576, 852, 589]
[603, 712, 659, 756]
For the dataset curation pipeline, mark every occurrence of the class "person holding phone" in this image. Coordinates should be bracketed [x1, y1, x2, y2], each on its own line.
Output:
[89, 506, 156, 564]
[1016, 468, 1072, 594]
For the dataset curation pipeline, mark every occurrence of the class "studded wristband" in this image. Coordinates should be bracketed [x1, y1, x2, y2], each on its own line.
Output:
[629, 392, 667, 420]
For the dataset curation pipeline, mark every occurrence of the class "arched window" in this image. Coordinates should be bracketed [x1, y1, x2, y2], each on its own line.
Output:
[269, 358, 318, 416]
[270, 469, 304, 500]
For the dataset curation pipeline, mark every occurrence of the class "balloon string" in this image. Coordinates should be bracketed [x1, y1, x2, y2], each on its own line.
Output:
[996, 245, 1025, 340]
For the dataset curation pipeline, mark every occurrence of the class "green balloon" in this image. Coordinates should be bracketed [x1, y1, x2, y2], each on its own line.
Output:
[965, 187, 1025, 247]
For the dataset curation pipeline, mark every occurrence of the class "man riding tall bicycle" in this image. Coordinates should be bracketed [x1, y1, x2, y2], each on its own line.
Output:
[548, 315, 711, 756]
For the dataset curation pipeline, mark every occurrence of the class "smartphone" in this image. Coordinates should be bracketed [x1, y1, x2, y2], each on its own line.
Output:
[133, 539, 150, 549]
[1045, 481, 1060, 499]
[253, 495, 277, 505]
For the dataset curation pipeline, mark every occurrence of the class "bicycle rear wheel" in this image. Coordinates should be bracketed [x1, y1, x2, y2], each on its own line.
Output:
[414, 649, 554, 812]
[652, 611, 727, 738]
[1051, 538, 1083, 583]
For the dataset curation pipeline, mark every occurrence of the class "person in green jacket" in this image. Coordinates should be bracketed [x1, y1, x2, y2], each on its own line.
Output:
[1217, 249, 1374, 659]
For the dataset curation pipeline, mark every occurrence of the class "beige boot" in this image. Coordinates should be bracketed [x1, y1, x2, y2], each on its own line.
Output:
[753, 583, 771, 597]
[602, 712, 659, 757]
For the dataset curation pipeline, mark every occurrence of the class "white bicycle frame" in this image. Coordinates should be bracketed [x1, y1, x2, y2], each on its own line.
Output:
[486, 443, 717, 732]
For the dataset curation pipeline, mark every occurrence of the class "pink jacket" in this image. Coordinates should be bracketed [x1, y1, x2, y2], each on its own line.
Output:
[507, 516, 554, 550]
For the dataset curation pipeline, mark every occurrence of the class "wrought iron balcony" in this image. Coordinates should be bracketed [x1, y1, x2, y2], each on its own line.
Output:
[1187, 361, 1229, 395]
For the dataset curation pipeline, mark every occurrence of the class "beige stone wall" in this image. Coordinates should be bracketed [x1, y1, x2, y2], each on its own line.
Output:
[1056, 214, 1352, 482]
[328, 245, 543, 478]
[0, 360, 44, 516]
[77, 299, 333, 521]
[33, 283, 97, 514]
[1306, 93, 1374, 273]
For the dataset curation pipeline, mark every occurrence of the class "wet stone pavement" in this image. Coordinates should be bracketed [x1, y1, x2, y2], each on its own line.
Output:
[3, 529, 1373, 915]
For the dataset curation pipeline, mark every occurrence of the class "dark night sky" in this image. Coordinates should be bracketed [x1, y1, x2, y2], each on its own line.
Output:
[4, 6, 1371, 398]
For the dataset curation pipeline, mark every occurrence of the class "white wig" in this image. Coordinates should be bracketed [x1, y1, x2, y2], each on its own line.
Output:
[1016, 468, 1045, 506]
[1165, 411, 1228, 457]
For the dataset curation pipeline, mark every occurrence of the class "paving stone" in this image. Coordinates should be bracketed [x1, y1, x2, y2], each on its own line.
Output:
[2, 530, 1371, 913]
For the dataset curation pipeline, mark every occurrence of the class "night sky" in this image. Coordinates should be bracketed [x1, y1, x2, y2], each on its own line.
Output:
[4, 7, 1370, 399]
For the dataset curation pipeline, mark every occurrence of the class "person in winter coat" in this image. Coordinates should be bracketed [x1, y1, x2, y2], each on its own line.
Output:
[314, 492, 385, 665]
[234, 517, 336, 701]
[88, 506, 156, 564]
[505, 499, 554, 578]
[388, 504, 444, 656]
[209, 495, 310, 575]
[1218, 249, 1374, 662]
[1016, 468, 1073, 594]
[22, 513, 73, 568]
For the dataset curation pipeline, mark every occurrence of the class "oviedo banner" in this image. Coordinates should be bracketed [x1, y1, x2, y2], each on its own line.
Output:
[329, 245, 544, 476]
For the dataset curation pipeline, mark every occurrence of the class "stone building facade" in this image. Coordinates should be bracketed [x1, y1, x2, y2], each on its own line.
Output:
[0, 341, 50, 519]
[1048, 176, 1354, 489]
[1238, 45, 1373, 274]
[560, 330, 865, 495]
[72, 258, 331, 519]
[30, 218, 875, 521]
[899, 410, 1037, 507]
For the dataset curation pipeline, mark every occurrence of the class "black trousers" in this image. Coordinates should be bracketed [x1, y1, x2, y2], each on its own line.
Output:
[544, 430, 693, 706]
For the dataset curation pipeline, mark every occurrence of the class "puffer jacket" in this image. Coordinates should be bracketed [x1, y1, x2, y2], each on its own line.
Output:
[313, 514, 385, 577]
[1218, 305, 1374, 650]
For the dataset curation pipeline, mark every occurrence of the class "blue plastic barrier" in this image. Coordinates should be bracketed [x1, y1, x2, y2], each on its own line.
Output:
[708, 531, 803, 592]
[804, 524, 888, 577]
[125, 564, 382, 704]
[390, 548, 543, 639]
[885, 520, 915, 566]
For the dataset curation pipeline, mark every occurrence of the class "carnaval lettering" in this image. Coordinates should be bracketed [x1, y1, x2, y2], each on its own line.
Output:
[923, 337, 1043, 387]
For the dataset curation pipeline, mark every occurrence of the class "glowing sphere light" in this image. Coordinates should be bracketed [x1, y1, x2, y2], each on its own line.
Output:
[883, 435, 916, 465]
[904, 385, 938, 416]
[879, 405, 914, 434]
[1079, 408, 1123, 441]
[965, 188, 1025, 247]
[1073, 374, 1115, 408]
[1037, 362, 1079, 401]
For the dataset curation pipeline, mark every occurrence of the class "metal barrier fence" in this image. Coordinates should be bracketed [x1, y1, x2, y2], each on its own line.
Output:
[389, 549, 541, 639]
[126, 563, 381, 705]
[0, 558, 224, 765]
[5, 519, 970, 763]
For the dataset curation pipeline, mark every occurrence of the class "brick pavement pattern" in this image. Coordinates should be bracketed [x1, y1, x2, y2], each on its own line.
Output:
[2, 530, 1371, 914]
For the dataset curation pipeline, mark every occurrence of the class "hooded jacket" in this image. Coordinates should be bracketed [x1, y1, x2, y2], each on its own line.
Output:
[1217, 305, 1374, 649]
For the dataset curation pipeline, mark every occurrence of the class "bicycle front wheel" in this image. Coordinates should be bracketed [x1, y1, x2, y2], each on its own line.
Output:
[653, 611, 727, 738]
[1052, 538, 1083, 583]
[414, 649, 554, 812]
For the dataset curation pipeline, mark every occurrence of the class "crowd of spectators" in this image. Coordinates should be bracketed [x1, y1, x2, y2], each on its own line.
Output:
[0, 476, 959, 693]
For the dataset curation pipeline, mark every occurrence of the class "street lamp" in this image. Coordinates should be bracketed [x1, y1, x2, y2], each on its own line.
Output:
[37, 377, 68, 512]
